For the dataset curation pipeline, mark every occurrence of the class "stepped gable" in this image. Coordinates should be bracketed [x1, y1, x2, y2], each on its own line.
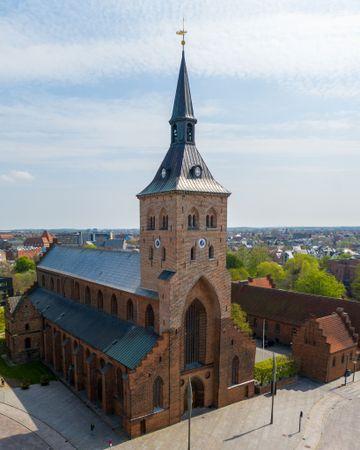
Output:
[316, 310, 358, 353]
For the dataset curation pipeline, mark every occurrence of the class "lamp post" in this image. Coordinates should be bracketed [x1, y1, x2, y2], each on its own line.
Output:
[270, 352, 276, 425]
[187, 377, 193, 450]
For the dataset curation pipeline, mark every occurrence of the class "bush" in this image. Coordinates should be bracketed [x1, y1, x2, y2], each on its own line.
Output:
[21, 379, 30, 390]
[40, 374, 50, 386]
[254, 355, 297, 386]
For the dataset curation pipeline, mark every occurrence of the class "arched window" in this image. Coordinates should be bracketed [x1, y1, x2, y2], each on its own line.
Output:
[50, 278, 54, 291]
[56, 278, 60, 293]
[127, 299, 134, 321]
[187, 123, 193, 142]
[24, 337, 31, 349]
[41, 275, 45, 287]
[162, 247, 166, 262]
[25, 323, 30, 331]
[145, 304, 155, 328]
[190, 246, 196, 261]
[159, 209, 169, 230]
[117, 368, 123, 401]
[149, 247, 154, 261]
[147, 211, 156, 230]
[111, 294, 118, 315]
[231, 356, 239, 385]
[97, 290, 103, 310]
[172, 124, 178, 143]
[153, 377, 164, 409]
[74, 282, 80, 301]
[206, 208, 217, 228]
[187, 208, 199, 230]
[85, 286, 91, 305]
[208, 245, 214, 259]
[184, 299, 207, 366]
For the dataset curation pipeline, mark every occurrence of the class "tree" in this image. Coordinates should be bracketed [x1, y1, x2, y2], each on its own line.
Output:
[14, 256, 35, 273]
[247, 246, 270, 276]
[226, 251, 243, 269]
[294, 266, 346, 298]
[13, 271, 36, 294]
[283, 254, 319, 289]
[351, 266, 360, 300]
[231, 303, 252, 335]
[229, 267, 249, 282]
[256, 261, 285, 283]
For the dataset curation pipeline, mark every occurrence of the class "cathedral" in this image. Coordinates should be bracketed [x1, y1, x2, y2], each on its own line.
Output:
[5, 47, 255, 438]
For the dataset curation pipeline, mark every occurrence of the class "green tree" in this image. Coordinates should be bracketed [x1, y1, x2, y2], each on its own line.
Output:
[229, 267, 249, 282]
[247, 246, 270, 276]
[294, 266, 346, 298]
[13, 271, 36, 294]
[14, 256, 35, 273]
[283, 254, 319, 288]
[256, 261, 285, 283]
[236, 246, 250, 269]
[231, 303, 252, 335]
[226, 251, 243, 269]
[351, 266, 360, 300]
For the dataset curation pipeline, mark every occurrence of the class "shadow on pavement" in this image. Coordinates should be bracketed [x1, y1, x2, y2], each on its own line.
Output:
[223, 423, 270, 441]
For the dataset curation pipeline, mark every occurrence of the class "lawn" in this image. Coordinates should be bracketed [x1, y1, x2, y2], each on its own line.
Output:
[0, 308, 55, 384]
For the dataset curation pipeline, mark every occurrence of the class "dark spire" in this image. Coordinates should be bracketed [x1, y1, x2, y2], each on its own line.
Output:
[169, 51, 196, 124]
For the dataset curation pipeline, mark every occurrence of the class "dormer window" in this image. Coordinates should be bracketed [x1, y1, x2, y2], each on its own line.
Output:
[192, 165, 202, 178]
[187, 123, 193, 142]
[172, 124, 178, 143]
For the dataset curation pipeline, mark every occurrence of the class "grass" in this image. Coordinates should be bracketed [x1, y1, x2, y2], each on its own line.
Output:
[0, 312, 56, 384]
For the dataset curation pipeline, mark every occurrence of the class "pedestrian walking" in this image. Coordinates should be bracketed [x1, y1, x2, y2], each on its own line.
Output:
[108, 439, 113, 448]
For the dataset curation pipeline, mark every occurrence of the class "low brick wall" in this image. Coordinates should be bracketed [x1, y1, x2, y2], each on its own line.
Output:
[255, 375, 298, 395]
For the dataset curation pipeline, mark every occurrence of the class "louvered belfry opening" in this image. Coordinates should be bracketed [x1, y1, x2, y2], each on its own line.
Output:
[185, 299, 207, 367]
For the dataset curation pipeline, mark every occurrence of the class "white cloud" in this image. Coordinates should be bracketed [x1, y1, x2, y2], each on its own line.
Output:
[0, 170, 34, 183]
[1, 1, 360, 96]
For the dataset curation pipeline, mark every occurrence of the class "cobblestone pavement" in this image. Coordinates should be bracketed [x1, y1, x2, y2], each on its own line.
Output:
[0, 377, 359, 450]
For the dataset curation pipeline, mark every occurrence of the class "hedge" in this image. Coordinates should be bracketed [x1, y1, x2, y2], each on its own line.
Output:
[254, 355, 297, 386]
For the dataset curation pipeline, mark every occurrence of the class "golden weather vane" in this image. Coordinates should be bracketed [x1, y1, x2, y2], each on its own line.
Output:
[176, 18, 187, 47]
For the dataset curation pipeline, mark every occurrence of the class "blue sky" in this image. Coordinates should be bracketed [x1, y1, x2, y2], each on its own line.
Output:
[0, 0, 359, 229]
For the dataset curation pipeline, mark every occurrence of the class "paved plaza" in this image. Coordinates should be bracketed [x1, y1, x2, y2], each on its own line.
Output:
[0, 376, 359, 449]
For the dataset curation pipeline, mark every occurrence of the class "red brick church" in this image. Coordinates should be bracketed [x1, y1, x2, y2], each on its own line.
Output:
[5, 48, 255, 438]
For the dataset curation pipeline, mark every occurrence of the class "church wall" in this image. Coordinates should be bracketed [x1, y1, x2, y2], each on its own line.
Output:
[37, 268, 160, 333]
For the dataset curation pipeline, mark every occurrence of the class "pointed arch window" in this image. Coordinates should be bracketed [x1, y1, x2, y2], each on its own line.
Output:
[172, 124, 178, 143]
[208, 245, 214, 259]
[127, 299, 134, 321]
[145, 304, 155, 328]
[85, 286, 91, 305]
[50, 278, 54, 291]
[41, 275, 45, 287]
[206, 208, 217, 228]
[25, 337, 31, 349]
[111, 294, 118, 316]
[184, 299, 207, 367]
[190, 246, 196, 261]
[153, 376, 164, 410]
[97, 290, 103, 311]
[56, 278, 60, 293]
[149, 246, 154, 261]
[187, 208, 199, 230]
[74, 282, 80, 301]
[231, 356, 240, 385]
[187, 123, 193, 142]
[117, 368, 124, 402]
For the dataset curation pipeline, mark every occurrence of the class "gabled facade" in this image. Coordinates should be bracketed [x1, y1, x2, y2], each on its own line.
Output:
[5, 48, 255, 439]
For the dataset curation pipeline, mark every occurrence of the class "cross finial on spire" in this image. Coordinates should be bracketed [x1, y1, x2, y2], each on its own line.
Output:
[176, 18, 187, 48]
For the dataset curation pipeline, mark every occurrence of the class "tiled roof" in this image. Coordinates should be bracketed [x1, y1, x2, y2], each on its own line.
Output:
[137, 143, 229, 196]
[316, 313, 357, 353]
[29, 288, 158, 369]
[246, 276, 275, 289]
[231, 283, 360, 334]
[38, 246, 157, 299]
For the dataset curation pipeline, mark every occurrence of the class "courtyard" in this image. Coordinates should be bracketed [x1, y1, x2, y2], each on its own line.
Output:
[0, 375, 359, 449]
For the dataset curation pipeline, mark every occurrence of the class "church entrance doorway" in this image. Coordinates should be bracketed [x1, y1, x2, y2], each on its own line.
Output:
[184, 377, 205, 412]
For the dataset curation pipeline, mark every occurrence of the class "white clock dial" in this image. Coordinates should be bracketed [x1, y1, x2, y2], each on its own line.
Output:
[194, 166, 202, 178]
[161, 168, 167, 179]
[154, 238, 161, 249]
[198, 238, 206, 249]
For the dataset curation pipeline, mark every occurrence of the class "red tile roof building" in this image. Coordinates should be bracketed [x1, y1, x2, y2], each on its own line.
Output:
[293, 309, 359, 382]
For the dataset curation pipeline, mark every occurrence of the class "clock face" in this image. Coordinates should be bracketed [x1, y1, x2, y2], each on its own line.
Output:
[154, 238, 161, 249]
[198, 238, 206, 249]
[161, 168, 167, 179]
[194, 166, 202, 178]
